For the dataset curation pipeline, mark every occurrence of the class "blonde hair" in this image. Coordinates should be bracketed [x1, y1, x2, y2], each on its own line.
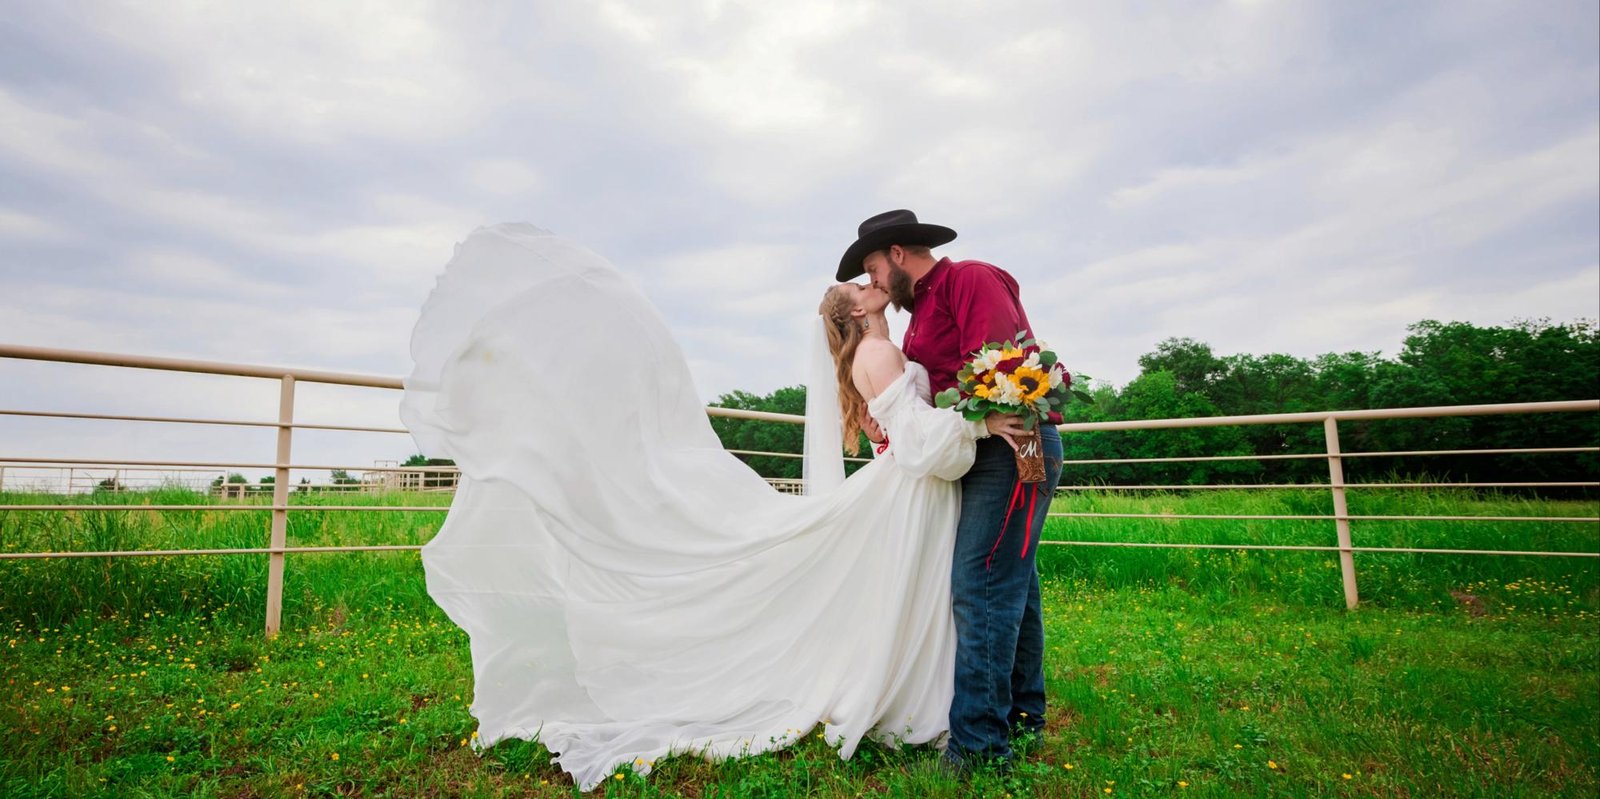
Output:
[818, 285, 867, 455]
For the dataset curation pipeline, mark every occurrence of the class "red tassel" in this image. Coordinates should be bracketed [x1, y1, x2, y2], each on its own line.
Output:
[1019, 483, 1040, 559]
[985, 479, 1026, 570]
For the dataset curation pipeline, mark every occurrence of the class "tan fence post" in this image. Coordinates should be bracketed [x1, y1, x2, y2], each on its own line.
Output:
[265, 375, 295, 637]
[1324, 417, 1359, 609]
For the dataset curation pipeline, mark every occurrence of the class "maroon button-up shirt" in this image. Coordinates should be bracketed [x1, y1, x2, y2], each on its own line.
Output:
[903, 257, 1037, 397]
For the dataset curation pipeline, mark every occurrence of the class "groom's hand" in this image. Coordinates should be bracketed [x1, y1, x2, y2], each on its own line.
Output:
[859, 407, 885, 445]
[983, 413, 1030, 451]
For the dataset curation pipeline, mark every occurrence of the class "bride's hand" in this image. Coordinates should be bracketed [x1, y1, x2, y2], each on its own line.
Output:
[983, 413, 1029, 451]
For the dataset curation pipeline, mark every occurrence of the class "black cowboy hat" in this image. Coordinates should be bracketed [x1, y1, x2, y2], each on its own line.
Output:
[836, 209, 957, 282]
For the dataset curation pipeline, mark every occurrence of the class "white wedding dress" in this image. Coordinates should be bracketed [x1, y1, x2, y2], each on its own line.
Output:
[400, 224, 976, 790]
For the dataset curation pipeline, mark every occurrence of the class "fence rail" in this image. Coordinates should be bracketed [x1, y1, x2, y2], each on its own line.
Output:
[2, 342, 1596, 634]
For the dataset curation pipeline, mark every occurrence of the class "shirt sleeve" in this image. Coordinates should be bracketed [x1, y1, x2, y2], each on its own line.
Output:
[949, 264, 1027, 358]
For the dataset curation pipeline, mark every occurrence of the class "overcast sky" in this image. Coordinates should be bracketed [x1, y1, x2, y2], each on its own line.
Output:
[1, 0, 1596, 487]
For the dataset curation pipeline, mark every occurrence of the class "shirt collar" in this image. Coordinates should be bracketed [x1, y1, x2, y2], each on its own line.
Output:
[913, 257, 952, 298]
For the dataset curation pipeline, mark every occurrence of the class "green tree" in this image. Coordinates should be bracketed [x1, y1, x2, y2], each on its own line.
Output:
[708, 387, 809, 480]
[1113, 371, 1255, 485]
[1376, 318, 1600, 482]
[1137, 337, 1226, 398]
[1210, 353, 1323, 483]
[1107, 319, 1597, 488]
[402, 454, 458, 488]
[211, 473, 248, 488]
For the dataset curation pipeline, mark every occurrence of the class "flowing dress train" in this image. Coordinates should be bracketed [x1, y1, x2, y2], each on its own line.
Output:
[400, 224, 976, 790]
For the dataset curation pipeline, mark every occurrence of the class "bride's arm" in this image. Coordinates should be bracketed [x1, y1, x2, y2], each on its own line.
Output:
[850, 341, 900, 448]
[857, 345, 981, 481]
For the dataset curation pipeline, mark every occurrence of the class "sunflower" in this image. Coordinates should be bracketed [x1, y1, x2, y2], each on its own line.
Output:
[1009, 365, 1051, 402]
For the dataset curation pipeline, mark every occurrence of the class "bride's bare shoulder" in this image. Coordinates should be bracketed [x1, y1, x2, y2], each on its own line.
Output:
[851, 338, 907, 399]
[855, 336, 904, 360]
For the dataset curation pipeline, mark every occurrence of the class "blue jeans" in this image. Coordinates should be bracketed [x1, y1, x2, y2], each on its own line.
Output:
[946, 425, 1062, 765]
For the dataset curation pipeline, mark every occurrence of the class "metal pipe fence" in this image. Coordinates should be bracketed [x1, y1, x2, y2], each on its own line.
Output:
[2, 343, 1596, 634]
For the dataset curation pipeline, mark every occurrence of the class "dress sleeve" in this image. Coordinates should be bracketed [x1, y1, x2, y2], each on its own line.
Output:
[868, 370, 979, 481]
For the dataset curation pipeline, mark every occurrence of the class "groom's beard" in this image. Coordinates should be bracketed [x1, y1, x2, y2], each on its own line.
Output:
[887, 261, 915, 312]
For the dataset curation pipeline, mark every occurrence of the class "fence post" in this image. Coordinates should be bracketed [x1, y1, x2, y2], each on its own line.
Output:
[265, 375, 295, 637]
[1324, 417, 1359, 609]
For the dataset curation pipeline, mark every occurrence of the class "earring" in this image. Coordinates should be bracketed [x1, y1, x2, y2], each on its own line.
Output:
[862, 319, 871, 332]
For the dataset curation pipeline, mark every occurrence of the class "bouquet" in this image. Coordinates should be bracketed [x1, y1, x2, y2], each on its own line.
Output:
[935, 331, 1091, 483]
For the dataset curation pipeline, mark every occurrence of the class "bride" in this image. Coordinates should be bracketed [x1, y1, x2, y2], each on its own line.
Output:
[401, 223, 1014, 790]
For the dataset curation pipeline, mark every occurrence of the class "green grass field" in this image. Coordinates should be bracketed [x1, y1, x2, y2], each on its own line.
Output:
[2, 488, 1596, 798]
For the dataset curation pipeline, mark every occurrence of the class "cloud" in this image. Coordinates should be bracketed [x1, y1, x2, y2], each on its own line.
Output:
[127, 250, 294, 299]
[465, 160, 544, 196]
[0, 208, 67, 242]
[0, 0, 1595, 485]
[75, 1, 492, 145]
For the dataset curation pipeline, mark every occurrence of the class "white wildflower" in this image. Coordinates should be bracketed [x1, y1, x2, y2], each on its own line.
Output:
[992, 377, 1023, 405]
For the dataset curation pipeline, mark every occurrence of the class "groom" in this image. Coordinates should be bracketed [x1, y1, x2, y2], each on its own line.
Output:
[837, 209, 1065, 771]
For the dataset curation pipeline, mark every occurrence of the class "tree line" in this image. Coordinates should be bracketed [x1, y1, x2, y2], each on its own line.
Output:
[709, 318, 1598, 490]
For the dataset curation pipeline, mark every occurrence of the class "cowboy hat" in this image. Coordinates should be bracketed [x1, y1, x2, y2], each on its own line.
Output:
[836, 209, 957, 282]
